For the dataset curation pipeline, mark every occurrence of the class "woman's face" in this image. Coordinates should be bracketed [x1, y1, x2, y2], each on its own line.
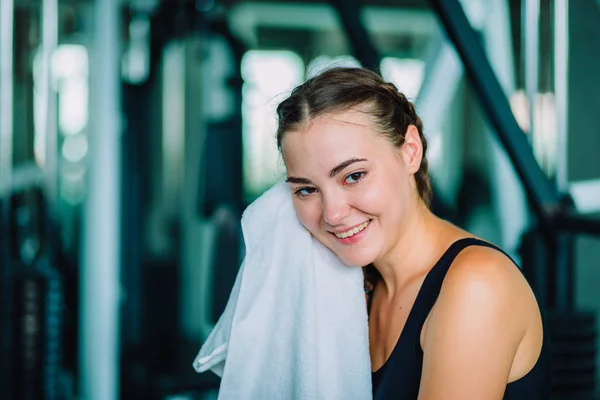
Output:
[281, 108, 423, 267]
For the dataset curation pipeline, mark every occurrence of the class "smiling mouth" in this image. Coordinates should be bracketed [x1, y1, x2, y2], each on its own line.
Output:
[332, 220, 370, 239]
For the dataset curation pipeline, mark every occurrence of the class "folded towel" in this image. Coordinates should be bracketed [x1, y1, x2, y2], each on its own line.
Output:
[193, 181, 372, 399]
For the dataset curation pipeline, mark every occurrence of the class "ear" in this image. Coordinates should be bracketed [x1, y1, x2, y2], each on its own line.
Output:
[401, 125, 423, 174]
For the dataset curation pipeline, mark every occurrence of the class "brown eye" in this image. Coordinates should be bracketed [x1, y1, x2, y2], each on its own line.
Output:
[294, 187, 317, 198]
[344, 172, 367, 185]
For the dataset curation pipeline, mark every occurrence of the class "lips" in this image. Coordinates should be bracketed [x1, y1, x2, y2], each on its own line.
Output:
[332, 220, 370, 239]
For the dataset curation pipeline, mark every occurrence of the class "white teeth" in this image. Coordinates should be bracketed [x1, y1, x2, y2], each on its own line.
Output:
[334, 221, 369, 239]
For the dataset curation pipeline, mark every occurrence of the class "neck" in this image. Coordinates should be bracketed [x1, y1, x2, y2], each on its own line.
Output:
[372, 201, 448, 298]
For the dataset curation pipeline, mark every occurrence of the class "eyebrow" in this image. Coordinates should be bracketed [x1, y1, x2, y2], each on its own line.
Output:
[285, 158, 368, 184]
[329, 158, 367, 178]
[285, 176, 313, 185]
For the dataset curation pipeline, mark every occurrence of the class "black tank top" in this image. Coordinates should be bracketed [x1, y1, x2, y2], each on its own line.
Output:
[369, 238, 551, 399]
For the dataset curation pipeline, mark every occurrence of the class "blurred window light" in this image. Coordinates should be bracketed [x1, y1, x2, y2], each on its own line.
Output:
[510, 89, 557, 177]
[60, 164, 87, 205]
[122, 14, 150, 85]
[58, 77, 89, 136]
[204, 35, 236, 121]
[306, 56, 424, 100]
[61, 134, 88, 163]
[306, 55, 360, 79]
[510, 90, 530, 133]
[569, 179, 600, 214]
[33, 45, 89, 165]
[50, 45, 89, 88]
[241, 50, 304, 200]
[533, 92, 557, 177]
[380, 57, 425, 101]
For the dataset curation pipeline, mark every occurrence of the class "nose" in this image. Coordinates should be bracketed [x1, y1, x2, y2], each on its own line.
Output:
[322, 190, 350, 226]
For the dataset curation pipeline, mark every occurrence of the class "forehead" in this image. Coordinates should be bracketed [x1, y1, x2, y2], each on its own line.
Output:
[281, 109, 390, 172]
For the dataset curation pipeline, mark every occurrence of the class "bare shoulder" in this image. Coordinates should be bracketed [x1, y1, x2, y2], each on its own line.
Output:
[435, 243, 538, 326]
[417, 243, 543, 398]
[444, 244, 534, 305]
[422, 240, 544, 357]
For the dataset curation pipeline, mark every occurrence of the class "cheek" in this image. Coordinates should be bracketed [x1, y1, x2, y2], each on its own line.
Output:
[364, 174, 401, 208]
[293, 200, 322, 233]
[355, 173, 407, 220]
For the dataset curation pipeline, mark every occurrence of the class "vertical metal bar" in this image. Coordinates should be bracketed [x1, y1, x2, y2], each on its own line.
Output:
[554, 0, 569, 192]
[40, 3, 61, 398]
[329, 0, 381, 70]
[523, 0, 540, 141]
[553, 0, 571, 314]
[80, 0, 122, 398]
[0, 0, 15, 398]
[41, 0, 59, 260]
[0, 0, 14, 193]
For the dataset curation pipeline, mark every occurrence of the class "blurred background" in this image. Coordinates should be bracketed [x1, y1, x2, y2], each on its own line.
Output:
[1, 0, 600, 399]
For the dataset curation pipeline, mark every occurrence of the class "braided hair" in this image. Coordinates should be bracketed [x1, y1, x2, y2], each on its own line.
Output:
[276, 67, 432, 206]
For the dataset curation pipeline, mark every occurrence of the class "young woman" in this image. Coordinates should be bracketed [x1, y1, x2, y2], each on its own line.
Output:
[276, 67, 551, 399]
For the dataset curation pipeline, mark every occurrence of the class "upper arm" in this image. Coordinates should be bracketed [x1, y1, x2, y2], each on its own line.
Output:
[417, 248, 527, 400]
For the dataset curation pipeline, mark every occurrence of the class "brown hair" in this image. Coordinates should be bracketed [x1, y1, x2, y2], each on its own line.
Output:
[276, 67, 432, 206]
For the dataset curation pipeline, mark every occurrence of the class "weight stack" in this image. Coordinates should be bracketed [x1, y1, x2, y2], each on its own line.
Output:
[549, 310, 597, 399]
[12, 260, 63, 400]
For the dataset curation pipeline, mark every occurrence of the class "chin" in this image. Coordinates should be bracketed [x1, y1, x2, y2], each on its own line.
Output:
[311, 231, 378, 267]
[333, 248, 377, 268]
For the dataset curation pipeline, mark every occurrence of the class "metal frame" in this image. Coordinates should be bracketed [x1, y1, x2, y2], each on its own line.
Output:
[81, 0, 122, 398]
[0, 0, 13, 198]
[40, 0, 59, 215]
[0, 0, 15, 397]
[329, 0, 381, 70]
[430, 0, 561, 224]
[554, 0, 569, 192]
[430, 0, 600, 237]
[553, 212, 600, 236]
[523, 0, 540, 147]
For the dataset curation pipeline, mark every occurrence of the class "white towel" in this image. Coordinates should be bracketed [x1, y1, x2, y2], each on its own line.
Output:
[193, 182, 372, 399]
